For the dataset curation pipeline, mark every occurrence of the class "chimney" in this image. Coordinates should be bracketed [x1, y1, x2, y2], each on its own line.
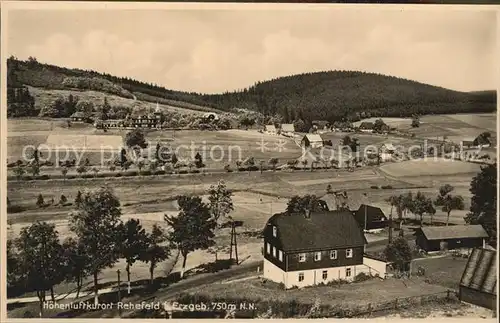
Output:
[304, 209, 311, 219]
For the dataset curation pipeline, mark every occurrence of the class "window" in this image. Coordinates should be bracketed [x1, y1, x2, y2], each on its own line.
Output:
[346, 249, 353, 258]
[322, 270, 328, 280]
[266, 243, 271, 254]
[278, 250, 283, 261]
[272, 226, 277, 237]
[299, 253, 306, 262]
[314, 252, 322, 262]
[457, 240, 462, 244]
[330, 250, 337, 259]
[346, 268, 352, 277]
[273, 247, 277, 257]
[298, 273, 304, 282]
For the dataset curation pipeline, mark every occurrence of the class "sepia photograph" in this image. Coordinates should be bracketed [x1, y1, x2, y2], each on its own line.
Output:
[2, 1, 498, 320]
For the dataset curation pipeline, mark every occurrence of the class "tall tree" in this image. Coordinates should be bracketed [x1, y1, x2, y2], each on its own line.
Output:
[69, 187, 123, 305]
[125, 129, 148, 149]
[412, 192, 436, 226]
[62, 237, 91, 298]
[15, 222, 65, 317]
[435, 184, 465, 226]
[207, 180, 234, 261]
[140, 224, 171, 285]
[286, 195, 325, 214]
[465, 164, 497, 245]
[384, 237, 412, 272]
[165, 196, 216, 278]
[118, 219, 149, 285]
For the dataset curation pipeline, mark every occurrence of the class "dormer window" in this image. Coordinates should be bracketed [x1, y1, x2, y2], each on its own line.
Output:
[272, 226, 277, 237]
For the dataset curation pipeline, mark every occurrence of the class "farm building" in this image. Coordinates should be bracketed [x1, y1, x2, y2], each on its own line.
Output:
[263, 210, 386, 289]
[414, 225, 489, 252]
[353, 204, 388, 232]
[203, 112, 219, 121]
[312, 120, 330, 130]
[265, 124, 277, 135]
[460, 138, 476, 149]
[281, 123, 295, 136]
[380, 143, 397, 162]
[70, 111, 87, 123]
[459, 247, 497, 311]
[301, 134, 324, 149]
[359, 122, 374, 133]
[320, 191, 350, 211]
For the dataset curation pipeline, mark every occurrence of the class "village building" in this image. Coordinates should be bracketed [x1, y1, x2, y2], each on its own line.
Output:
[280, 123, 296, 136]
[70, 111, 87, 123]
[414, 225, 489, 252]
[262, 210, 387, 289]
[312, 120, 330, 131]
[379, 143, 397, 162]
[460, 138, 476, 149]
[459, 247, 497, 311]
[353, 204, 388, 232]
[265, 124, 277, 135]
[203, 112, 219, 121]
[359, 122, 374, 133]
[301, 134, 324, 149]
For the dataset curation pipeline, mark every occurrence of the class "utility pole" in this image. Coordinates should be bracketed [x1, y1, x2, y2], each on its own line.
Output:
[364, 204, 367, 232]
[117, 269, 122, 317]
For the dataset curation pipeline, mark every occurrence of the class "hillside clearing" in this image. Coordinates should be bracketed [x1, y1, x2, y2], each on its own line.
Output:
[380, 159, 482, 177]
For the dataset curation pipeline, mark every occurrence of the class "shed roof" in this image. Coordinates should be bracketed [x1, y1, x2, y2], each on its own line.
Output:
[353, 204, 388, 225]
[267, 210, 366, 252]
[460, 248, 497, 295]
[419, 225, 489, 241]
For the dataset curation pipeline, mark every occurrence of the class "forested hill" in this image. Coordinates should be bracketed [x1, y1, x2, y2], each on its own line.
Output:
[7, 57, 496, 122]
[200, 72, 496, 122]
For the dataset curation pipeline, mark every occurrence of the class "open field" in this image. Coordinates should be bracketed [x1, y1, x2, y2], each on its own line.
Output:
[406, 113, 497, 142]
[353, 113, 497, 144]
[380, 159, 483, 177]
[412, 255, 469, 290]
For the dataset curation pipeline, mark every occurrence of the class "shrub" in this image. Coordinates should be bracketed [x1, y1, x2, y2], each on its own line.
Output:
[124, 171, 138, 177]
[67, 175, 76, 180]
[370, 185, 379, 189]
[178, 170, 188, 174]
[7, 205, 25, 213]
[190, 169, 200, 174]
[141, 170, 152, 176]
[115, 173, 123, 177]
[381, 185, 393, 189]
[353, 272, 372, 282]
[155, 170, 166, 175]
[37, 175, 50, 180]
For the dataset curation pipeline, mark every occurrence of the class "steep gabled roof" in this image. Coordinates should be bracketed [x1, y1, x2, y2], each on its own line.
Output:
[353, 204, 388, 225]
[267, 211, 366, 252]
[265, 124, 277, 132]
[460, 248, 497, 295]
[70, 111, 85, 118]
[419, 225, 489, 241]
[281, 124, 295, 132]
[303, 134, 323, 142]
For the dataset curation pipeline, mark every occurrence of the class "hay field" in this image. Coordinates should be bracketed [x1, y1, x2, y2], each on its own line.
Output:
[147, 129, 303, 168]
[380, 159, 482, 177]
[406, 113, 497, 141]
[353, 117, 413, 128]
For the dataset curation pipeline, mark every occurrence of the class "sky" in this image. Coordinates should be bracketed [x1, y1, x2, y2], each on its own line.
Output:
[5, 7, 498, 94]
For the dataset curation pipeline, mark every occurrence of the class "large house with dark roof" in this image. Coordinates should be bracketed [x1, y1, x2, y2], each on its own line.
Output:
[414, 225, 489, 252]
[263, 210, 387, 288]
[459, 247, 497, 311]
